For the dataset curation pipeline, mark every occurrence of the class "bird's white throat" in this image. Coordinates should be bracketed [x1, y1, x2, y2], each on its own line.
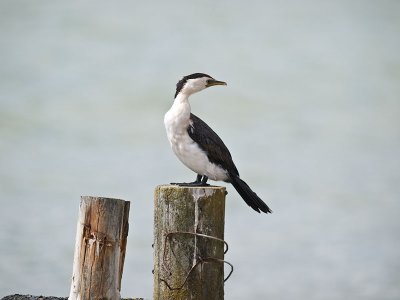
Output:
[164, 93, 191, 142]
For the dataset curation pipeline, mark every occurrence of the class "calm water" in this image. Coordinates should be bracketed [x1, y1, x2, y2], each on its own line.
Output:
[1, 1, 399, 299]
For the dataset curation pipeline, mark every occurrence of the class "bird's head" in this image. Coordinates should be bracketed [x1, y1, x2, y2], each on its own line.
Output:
[175, 73, 227, 98]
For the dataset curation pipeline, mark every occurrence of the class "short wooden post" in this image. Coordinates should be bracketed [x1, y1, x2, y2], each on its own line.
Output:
[69, 196, 130, 300]
[153, 185, 226, 300]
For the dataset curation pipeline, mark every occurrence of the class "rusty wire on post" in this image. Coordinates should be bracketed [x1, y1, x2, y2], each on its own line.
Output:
[159, 230, 234, 291]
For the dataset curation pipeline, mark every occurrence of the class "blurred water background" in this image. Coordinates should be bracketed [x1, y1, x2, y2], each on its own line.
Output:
[1, 1, 399, 299]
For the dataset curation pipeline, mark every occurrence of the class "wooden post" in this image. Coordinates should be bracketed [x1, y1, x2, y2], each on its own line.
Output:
[69, 196, 130, 300]
[153, 185, 226, 300]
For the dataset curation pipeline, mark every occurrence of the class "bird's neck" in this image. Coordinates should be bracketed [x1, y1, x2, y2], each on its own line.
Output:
[164, 93, 191, 136]
[173, 92, 190, 105]
[171, 93, 191, 117]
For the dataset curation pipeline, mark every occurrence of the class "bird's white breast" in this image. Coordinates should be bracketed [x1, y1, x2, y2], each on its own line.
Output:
[164, 97, 228, 181]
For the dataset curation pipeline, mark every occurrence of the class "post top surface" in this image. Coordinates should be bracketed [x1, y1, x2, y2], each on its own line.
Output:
[80, 195, 129, 203]
[157, 184, 226, 191]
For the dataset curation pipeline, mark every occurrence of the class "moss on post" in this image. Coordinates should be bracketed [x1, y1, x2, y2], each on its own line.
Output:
[153, 185, 226, 300]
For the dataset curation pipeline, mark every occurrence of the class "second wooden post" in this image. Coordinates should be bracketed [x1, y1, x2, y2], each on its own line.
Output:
[153, 185, 226, 300]
[69, 196, 130, 300]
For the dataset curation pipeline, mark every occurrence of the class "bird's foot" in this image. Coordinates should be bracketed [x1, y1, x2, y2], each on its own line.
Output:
[170, 181, 210, 187]
[171, 175, 209, 187]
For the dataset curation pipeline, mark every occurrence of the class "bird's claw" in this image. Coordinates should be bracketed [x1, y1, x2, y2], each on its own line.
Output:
[170, 182, 210, 187]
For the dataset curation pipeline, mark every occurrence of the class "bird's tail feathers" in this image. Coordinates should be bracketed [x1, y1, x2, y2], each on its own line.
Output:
[230, 174, 272, 214]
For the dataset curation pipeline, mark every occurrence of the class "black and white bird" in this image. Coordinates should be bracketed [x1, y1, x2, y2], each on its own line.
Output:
[164, 73, 272, 214]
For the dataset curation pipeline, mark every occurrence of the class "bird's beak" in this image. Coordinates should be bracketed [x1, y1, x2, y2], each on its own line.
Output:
[206, 79, 227, 88]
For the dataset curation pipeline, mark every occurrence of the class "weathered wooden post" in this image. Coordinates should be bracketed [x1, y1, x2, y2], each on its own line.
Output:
[69, 196, 130, 300]
[153, 185, 226, 300]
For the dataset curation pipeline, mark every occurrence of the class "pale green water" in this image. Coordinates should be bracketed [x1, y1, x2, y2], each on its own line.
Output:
[1, 1, 399, 299]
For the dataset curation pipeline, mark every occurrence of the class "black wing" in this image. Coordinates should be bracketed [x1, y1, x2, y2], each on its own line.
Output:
[188, 113, 239, 177]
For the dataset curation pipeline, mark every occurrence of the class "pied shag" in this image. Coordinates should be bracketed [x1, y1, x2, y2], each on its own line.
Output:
[164, 73, 272, 214]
